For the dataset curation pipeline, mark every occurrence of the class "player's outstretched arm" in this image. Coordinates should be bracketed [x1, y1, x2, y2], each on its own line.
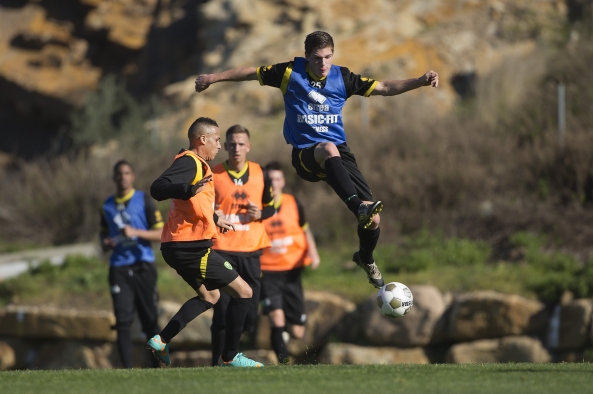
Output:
[195, 67, 258, 92]
[371, 70, 439, 96]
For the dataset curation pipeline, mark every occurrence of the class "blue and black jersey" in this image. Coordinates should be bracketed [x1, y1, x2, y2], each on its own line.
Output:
[100, 189, 163, 267]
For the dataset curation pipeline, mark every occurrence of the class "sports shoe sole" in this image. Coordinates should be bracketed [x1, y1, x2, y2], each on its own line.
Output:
[359, 201, 384, 229]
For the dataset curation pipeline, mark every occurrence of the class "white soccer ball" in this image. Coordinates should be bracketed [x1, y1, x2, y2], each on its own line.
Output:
[376, 282, 413, 318]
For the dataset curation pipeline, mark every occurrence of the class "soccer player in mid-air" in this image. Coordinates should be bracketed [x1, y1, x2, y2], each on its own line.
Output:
[194, 31, 439, 288]
[148, 117, 264, 367]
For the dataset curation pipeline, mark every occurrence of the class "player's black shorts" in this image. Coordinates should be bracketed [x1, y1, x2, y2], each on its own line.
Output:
[260, 268, 307, 326]
[291, 143, 373, 201]
[161, 246, 239, 292]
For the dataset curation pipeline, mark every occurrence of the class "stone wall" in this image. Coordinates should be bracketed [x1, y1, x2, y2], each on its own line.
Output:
[0, 288, 591, 369]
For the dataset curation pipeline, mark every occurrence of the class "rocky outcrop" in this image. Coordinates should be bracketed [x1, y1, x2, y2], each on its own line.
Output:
[557, 298, 593, 350]
[0, 341, 15, 371]
[336, 285, 450, 347]
[446, 336, 551, 363]
[0, 305, 115, 341]
[0, 0, 578, 156]
[446, 291, 548, 341]
[318, 343, 429, 365]
[255, 290, 356, 356]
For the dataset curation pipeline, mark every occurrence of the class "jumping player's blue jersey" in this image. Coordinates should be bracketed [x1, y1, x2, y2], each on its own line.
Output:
[102, 190, 156, 267]
[283, 57, 347, 148]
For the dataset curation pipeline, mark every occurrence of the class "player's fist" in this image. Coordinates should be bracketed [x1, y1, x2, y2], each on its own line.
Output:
[195, 75, 212, 92]
[420, 70, 439, 88]
[216, 217, 235, 234]
[191, 175, 213, 195]
[247, 200, 261, 221]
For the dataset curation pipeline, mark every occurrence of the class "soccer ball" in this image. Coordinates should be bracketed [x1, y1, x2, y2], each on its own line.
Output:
[377, 282, 413, 318]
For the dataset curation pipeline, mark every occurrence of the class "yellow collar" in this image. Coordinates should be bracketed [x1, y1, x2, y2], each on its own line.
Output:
[224, 161, 249, 179]
[306, 64, 326, 81]
[115, 189, 135, 204]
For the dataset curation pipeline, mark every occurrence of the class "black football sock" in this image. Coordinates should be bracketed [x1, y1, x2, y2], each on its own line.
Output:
[221, 297, 250, 362]
[116, 328, 133, 368]
[270, 326, 288, 363]
[159, 297, 214, 343]
[358, 226, 380, 264]
[324, 156, 362, 215]
[211, 291, 230, 365]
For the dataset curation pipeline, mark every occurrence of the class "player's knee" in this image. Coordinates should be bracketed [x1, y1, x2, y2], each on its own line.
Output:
[201, 290, 220, 305]
[318, 142, 339, 158]
[237, 282, 253, 299]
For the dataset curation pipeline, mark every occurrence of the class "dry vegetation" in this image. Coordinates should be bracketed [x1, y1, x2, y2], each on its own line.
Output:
[1, 40, 593, 264]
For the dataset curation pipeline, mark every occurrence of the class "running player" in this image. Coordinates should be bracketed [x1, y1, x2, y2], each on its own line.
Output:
[260, 161, 320, 364]
[148, 117, 263, 367]
[100, 160, 163, 368]
[210, 124, 274, 366]
[194, 31, 439, 288]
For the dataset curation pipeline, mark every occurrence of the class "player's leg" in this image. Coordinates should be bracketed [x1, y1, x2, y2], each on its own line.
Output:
[236, 255, 262, 336]
[261, 270, 289, 363]
[218, 276, 264, 367]
[282, 267, 307, 341]
[109, 265, 136, 368]
[209, 251, 237, 365]
[338, 146, 384, 288]
[148, 247, 220, 366]
[133, 261, 160, 368]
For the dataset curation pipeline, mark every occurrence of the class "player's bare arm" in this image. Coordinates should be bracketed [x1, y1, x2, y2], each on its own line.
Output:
[195, 67, 258, 92]
[371, 70, 439, 96]
[122, 226, 162, 241]
[216, 216, 235, 234]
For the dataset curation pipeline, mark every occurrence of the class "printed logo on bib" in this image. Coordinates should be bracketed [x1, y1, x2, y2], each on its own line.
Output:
[307, 90, 327, 104]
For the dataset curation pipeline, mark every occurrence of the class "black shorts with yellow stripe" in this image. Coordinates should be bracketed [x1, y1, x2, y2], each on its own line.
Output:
[161, 246, 239, 292]
[291, 143, 373, 201]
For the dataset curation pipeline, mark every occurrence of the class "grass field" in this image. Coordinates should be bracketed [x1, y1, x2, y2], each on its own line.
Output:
[2, 364, 592, 394]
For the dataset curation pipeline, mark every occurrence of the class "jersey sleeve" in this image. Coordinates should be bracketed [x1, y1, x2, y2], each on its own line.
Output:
[256, 61, 293, 93]
[294, 197, 307, 228]
[143, 193, 164, 229]
[259, 169, 276, 220]
[99, 206, 108, 235]
[340, 67, 378, 98]
[150, 154, 200, 201]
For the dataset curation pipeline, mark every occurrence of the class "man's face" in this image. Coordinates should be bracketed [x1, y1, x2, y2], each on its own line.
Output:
[225, 132, 251, 166]
[268, 169, 285, 196]
[305, 46, 334, 78]
[113, 164, 134, 192]
[202, 126, 222, 161]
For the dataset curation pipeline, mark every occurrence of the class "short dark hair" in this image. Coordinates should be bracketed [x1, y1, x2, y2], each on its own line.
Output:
[225, 124, 250, 140]
[188, 117, 219, 140]
[305, 31, 334, 55]
[113, 160, 133, 174]
[264, 161, 283, 172]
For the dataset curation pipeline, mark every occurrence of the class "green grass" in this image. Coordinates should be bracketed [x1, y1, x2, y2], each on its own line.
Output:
[1, 364, 592, 394]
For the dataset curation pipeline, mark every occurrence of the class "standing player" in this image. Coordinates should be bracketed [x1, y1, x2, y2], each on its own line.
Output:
[100, 160, 163, 369]
[210, 124, 274, 366]
[194, 31, 439, 288]
[260, 161, 320, 364]
[148, 117, 263, 367]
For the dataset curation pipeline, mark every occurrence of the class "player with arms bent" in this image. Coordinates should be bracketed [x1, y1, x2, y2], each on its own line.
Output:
[194, 31, 438, 288]
[148, 117, 263, 367]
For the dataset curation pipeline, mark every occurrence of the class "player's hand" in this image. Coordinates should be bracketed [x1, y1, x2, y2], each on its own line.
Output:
[216, 217, 235, 234]
[191, 175, 213, 195]
[420, 70, 439, 88]
[195, 74, 212, 92]
[310, 254, 320, 270]
[101, 237, 116, 251]
[122, 225, 138, 238]
[247, 200, 262, 221]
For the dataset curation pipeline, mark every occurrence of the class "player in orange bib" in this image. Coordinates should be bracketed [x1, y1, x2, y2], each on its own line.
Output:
[260, 161, 320, 363]
[147, 117, 263, 368]
[210, 124, 275, 366]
